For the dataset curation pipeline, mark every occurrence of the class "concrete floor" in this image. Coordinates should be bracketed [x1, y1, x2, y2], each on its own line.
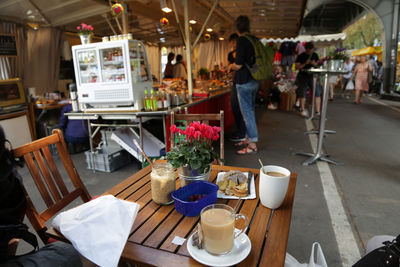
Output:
[17, 93, 400, 266]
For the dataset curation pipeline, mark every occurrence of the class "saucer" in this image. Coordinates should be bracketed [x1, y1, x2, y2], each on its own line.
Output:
[187, 229, 251, 266]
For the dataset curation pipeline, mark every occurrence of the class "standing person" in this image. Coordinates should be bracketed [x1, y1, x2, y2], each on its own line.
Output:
[230, 15, 259, 155]
[227, 33, 246, 142]
[375, 61, 383, 95]
[368, 55, 378, 96]
[173, 54, 187, 79]
[164, 52, 175, 79]
[295, 42, 321, 117]
[350, 56, 372, 104]
[342, 57, 355, 99]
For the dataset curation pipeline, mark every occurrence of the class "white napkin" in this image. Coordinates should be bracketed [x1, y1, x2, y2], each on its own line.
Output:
[52, 195, 139, 267]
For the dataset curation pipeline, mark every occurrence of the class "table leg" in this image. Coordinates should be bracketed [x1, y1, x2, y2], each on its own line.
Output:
[296, 73, 343, 166]
[307, 74, 317, 121]
[139, 116, 144, 165]
[87, 120, 96, 173]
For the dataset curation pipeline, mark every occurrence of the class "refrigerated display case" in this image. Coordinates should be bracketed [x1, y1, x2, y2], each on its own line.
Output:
[72, 39, 152, 111]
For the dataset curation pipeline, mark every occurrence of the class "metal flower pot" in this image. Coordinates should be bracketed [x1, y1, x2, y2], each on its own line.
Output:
[327, 59, 344, 71]
[178, 164, 212, 187]
[79, 34, 92, 45]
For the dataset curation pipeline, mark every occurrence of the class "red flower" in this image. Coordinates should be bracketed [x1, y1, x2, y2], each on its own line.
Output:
[212, 133, 219, 141]
[212, 126, 220, 134]
[185, 126, 196, 138]
[193, 131, 201, 139]
[170, 125, 178, 133]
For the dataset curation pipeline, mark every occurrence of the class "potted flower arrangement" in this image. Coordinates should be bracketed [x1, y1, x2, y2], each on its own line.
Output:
[326, 48, 348, 70]
[167, 122, 220, 186]
[77, 22, 94, 44]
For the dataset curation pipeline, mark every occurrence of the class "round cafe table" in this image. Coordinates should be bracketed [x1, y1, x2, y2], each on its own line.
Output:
[296, 68, 348, 166]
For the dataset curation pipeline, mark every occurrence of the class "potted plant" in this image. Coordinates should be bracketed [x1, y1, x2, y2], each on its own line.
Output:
[198, 68, 209, 80]
[167, 122, 220, 186]
[326, 48, 349, 70]
[77, 22, 94, 44]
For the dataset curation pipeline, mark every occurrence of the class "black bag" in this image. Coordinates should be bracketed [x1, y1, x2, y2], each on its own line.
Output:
[0, 126, 38, 263]
[353, 235, 400, 267]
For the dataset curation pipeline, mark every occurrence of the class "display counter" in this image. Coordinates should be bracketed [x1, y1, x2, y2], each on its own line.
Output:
[65, 88, 234, 163]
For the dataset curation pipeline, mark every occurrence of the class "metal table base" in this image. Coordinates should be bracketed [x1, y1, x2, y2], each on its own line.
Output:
[296, 69, 347, 166]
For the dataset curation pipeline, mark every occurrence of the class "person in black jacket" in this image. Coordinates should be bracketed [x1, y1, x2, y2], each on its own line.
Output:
[229, 15, 259, 155]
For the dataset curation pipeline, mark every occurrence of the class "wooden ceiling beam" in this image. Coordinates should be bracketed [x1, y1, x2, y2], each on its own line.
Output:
[0, 0, 23, 9]
[51, 5, 109, 26]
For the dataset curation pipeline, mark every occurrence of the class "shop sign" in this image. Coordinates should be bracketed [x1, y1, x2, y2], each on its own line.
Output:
[0, 34, 17, 56]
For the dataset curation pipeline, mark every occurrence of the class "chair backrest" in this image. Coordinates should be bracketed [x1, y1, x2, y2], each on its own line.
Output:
[13, 129, 91, 243]
[170, 110, 224, 164]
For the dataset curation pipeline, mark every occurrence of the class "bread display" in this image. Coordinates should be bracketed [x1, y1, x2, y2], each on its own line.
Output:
[217, 171, 249, 197]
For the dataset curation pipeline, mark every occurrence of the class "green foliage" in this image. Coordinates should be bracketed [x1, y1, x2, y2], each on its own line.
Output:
[198, 68, 209, 76]
[167, 141, 219, 173]
[343, 13, 383, 49]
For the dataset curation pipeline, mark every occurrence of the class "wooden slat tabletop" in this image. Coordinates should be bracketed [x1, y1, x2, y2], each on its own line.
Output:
[102, 164, 297, 267]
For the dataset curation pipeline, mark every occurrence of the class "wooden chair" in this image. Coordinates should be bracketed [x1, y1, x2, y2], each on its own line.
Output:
[170, 110, 224, 165]
[13, 129, 91, 243]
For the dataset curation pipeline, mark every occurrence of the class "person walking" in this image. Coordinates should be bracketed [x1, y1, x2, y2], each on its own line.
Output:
[342, 57, 355, 99]
[350, 56, 372, 104]
[227, 33, 246, 142]
[229, 15, 259, 155]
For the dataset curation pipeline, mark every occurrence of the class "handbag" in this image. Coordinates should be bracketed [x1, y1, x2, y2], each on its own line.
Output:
[346, 80, 354, 90]
[285, 242, 328, 267]
[353, 235, 400, 267]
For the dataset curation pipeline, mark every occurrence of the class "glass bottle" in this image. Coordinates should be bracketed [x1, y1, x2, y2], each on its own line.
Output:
[150, 89, 157, 111]
[156, 91, 163, 110]
[150, 162, 175, 205]
[144, 90, 151, 111]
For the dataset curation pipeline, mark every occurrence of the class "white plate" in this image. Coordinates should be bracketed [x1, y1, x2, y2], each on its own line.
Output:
[216, 172, 256, 199]
[187, 229, 251, 267]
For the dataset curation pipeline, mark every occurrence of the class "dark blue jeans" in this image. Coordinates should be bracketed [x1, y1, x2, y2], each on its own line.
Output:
[236, 80, 260, 143]
[230, 84, 246, 138]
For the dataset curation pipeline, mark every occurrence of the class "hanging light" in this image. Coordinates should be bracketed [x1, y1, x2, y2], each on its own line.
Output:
[189, 20, 197, 24]
[160, 0, 172, 13]
[219, 37, 224, 41]
[206, 28, 213, 32]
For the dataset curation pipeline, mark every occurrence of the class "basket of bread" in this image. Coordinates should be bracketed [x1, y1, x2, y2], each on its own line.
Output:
[217, 171, 254, 198]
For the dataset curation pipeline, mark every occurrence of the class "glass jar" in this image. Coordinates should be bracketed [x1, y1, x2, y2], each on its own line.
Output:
[151, 162, 175, 205]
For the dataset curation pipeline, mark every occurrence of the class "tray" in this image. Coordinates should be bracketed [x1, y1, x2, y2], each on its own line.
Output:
[216, 172, 256, 199]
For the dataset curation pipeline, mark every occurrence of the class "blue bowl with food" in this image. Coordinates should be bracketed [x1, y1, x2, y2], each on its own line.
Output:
[172, 181, 218, 217]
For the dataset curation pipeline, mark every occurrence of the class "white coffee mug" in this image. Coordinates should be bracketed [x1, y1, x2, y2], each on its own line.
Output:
[259, 165, 290, 209]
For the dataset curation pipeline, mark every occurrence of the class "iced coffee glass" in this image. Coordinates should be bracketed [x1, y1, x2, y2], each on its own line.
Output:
[200, 204, 248, 255]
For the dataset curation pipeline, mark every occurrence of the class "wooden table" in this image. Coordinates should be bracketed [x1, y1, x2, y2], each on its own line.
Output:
[102, 164, 297, 267]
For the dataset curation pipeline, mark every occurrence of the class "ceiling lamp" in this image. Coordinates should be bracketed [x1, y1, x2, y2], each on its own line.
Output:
[189, 20, 197, 24]
[206, 28, 213, 32]
[204, 33, 211, 41]
[219, 37, 224, 41]
[160, 0, 172, 13]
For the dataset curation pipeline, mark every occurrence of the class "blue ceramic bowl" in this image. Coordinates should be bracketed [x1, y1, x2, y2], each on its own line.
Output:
[172, 181, 218, 217]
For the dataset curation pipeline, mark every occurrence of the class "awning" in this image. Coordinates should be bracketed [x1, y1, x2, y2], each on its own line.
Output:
[261, 33, 346, 44]
[351, 47, 382, 56]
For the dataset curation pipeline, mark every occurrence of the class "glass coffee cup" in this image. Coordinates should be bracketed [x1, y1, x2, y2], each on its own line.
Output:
[200, 204, 248, 255]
